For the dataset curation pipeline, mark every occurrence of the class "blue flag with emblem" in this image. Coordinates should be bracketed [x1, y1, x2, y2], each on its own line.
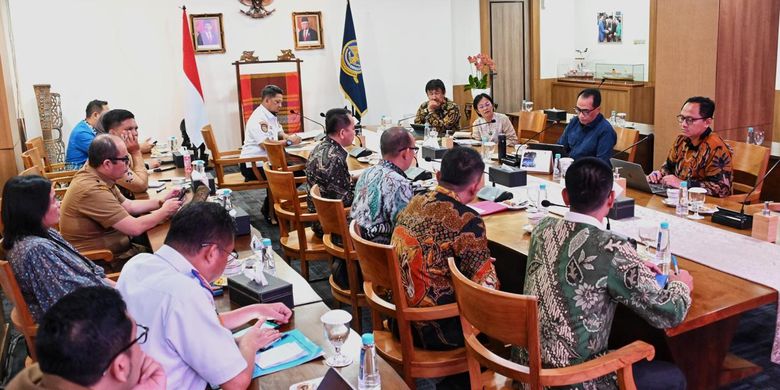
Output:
[339, 0, 368, 116]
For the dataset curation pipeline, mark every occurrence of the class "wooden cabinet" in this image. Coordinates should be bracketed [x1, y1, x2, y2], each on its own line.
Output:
[551, 80, 655, 124]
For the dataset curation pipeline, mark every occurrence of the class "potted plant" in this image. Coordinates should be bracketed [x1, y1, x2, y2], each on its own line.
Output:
[465, 53, 496, 98]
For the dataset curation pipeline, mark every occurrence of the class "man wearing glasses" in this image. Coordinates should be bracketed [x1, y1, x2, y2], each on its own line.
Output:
[647, 96, 733, 197]
[117, 202, 292, 390]
[557, 88, 617, 166]
[60, 134, 182, 267]
[102, 109, 155, 198]
[7, 286, 166, 390]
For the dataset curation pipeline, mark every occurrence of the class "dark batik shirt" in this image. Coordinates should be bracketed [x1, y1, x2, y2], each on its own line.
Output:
[660, 128, 733, 198]
[391, 186, 498, 350]
[414, 98, 461, 133]
[7, 229, 107, 322]
[305, 136, 354, 237]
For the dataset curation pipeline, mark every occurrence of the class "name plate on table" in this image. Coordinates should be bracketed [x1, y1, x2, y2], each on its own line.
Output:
[227, 272, 294, 309]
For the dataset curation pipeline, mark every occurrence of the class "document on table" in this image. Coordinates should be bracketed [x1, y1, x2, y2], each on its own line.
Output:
[256, 342, 307, 369]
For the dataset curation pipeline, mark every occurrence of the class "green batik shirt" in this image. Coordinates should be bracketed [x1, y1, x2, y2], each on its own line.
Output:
[414, 98, 461, 133]
[512, 216, 691, 390]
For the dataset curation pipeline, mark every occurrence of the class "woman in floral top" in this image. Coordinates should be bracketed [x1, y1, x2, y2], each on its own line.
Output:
[2, 175, 108, 322]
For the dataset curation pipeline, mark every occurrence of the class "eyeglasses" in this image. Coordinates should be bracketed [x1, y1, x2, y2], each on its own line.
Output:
[107, 155, 130, 165]
[573, 107, 596, 116]
[201, 243, 239, 262]
[102, 324, 148, 374]
[399, 146, 420, 153]
[676, 115, 708, 125]
[477, 103, 492, 110]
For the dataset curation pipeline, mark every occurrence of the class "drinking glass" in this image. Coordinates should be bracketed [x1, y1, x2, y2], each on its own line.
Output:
[321, 309, 353, 367]
[527, 186, 540, 211]
[753, 129, 765, 145]
[637, 224, 658, 257]
[523, 101, 534, 112]
[688, 187, 707, 220]
[482, 142, 496, 161]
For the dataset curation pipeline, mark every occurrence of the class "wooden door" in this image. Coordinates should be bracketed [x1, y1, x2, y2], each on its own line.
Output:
[489, 1, 530, 114]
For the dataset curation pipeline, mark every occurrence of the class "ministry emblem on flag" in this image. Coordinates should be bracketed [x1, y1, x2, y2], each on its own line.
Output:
[341, 40, 362, 83]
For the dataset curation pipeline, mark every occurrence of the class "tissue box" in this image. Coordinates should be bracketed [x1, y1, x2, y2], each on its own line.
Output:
[233, 206, 251, 236]
[227, 272, 294, 309]
[422, 146, 448, 160]
[608, 196, 635, 220]
[544, 108, 567, 122]
[488, 165, 527, 187]
[172, 151, 186, 168]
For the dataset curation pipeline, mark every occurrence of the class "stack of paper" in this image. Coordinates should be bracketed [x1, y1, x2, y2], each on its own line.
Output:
[256, 342, 307, 369]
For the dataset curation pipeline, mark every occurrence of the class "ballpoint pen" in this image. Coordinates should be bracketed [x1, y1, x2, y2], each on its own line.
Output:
[671, 254, 679, 275]
[258, 333, 289, 352]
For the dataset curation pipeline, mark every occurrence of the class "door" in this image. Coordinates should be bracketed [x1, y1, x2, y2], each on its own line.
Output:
[490, 1, 530, 114]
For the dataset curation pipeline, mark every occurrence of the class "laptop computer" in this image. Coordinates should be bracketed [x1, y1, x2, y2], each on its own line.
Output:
[527, 142, 567, 157]
[610, 158, 668, 196]
[297, 130, 324, 140]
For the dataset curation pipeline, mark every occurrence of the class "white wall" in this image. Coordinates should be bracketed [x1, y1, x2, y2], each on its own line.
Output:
[540, 0, 650, 80]
[451, 0, 482, 85]
[8, 0, 479, 151]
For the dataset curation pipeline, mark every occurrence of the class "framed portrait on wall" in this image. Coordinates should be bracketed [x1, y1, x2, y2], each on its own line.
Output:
[292, 11, 324, 50]
[190, 13, 226, 54]
[596, 11, 623, 43]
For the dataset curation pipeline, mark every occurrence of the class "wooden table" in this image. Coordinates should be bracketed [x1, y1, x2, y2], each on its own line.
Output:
[248, 302, 407, 389]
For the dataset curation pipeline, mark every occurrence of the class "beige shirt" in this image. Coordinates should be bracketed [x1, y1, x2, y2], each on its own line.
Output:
[6, 363, 90, 390]
[115, 150, 149, 194]
[471, 112, 518, 147]
[60, 165, 131, 254]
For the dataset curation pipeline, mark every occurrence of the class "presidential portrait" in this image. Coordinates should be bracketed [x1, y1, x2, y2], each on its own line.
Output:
[292, 11, 324, 50]
[190, 13, 226, 54]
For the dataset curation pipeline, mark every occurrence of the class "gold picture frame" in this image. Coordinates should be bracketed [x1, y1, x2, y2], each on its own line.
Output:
[292, 11, 324, 50]
[190, 13, 226, 54]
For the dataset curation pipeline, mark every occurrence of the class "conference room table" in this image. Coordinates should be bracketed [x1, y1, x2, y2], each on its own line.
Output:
[284, 128, 778, 390]
[143, 162, 408, 389]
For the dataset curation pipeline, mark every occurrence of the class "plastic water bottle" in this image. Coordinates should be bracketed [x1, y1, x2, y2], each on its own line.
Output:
[424, 122, 431, 141]
[610, 110, 618, 125]
[676, 181, 689, 217]
[552, 154, 562, 182]
[655, 222, 672, 273]
[539, 183, 549, 213]
[481, 135, 490, 161]
[261, 238, 275, 276]
[358, 333, 380, 389]
[746, 127, 754, 144]
[182, 148, 192, 180]
[169, 136, 178, 152]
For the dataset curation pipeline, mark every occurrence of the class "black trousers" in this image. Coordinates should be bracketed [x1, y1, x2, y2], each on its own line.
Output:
[633, 359, 687, 390]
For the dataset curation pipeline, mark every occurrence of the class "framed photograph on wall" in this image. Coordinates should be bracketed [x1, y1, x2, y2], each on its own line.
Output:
[292, 11, 324, 50]
[190, 13, 226, 54]
[596, 11, 623, 43]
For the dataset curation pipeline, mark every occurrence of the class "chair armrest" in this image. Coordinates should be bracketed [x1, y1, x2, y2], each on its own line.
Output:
[50, 162, 67, 171]
[540, 341, 655, 387]
[215, 156, 269, 165]
[219, 149, 242, 157]
[405, 302, 459, 321]
[81, 249, 114, 263]
[364, 282, 397, 317]
[44, 171, 76, 180]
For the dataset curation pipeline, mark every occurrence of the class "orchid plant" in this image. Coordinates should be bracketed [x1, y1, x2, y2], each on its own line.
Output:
[465, 53, 496, 91]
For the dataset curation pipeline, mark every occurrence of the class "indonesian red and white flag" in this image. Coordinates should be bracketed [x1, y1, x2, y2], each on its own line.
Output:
[182, 7, 207, 147]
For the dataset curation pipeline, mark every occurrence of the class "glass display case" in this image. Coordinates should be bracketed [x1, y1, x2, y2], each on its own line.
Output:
[595, 63, 644, 81]
[557, 60, 595, 80]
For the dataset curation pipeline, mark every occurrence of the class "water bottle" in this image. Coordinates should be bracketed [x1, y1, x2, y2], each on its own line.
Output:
[182, 148, 192, 180]
[424, 122, 431, 141]
[655, 221, 671, 273]
[676, 181, 689, 217]
[539, 184, 548, 213]
[552, 154, 562, 182]
[610, 110, 617, 125]
[481, 135, 490, 161]
[358, 333, 380, 389]
[746, 127, 755, 144]
[261, 238, 275, 275]
[169, 136, 178, 152]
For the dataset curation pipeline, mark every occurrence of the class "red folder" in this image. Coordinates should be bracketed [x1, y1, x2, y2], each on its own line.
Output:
[468, 201, 509, 216]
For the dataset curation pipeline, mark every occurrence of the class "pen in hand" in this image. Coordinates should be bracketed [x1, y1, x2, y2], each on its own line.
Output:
[258, 333, 289, 352]
[672, 255, 679, 275]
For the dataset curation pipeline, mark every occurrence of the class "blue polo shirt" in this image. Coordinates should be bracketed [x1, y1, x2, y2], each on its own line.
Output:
[557, 113, 617, 166]
[65, 120, 96, 168]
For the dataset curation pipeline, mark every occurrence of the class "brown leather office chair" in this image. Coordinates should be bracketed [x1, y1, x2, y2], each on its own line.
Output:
[310, 185, 367, 333]
[613, 127, 641, 163]
[349, 221, 468, 389]
[516, 111, 548, 142]
[201, 125, 268, 191]
[448, 257, 655, 390]
[724, 140, 770, 204]
[264, 163, 329, 281]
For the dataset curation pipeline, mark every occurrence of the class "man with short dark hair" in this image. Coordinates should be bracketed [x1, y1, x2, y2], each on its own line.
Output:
[60, 134, 181, 264]
[392, 147, 498, 350]
[557, 88, 617, 166]
[65, 99, 109, 169]
[102, 109, 150, 195]
[516, 157, 692, 389]
[648, 96, 733, 197]
[414, 79, 461, 133]
[351, 127, 415, 244]
[306, 108, 357, 238]
[117, 202, 292, 390]
[297, 17, 318, 41]
[7, 286, 166, 390]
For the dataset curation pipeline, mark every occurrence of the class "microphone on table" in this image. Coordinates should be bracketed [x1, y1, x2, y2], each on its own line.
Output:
[451, 118, 497, 140]
[477, 170, 513, 202]
[501, 120, 559, 167]
[613, 135, 651, 158]
[597, 77, 607, 89]
[712, 158, 780, 230]
[290, 110, 324, 130]
[397, 114, 417, 126]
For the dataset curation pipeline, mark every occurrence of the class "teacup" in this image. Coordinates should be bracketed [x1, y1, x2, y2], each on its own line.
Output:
[666, 188, 680, 203]
[559, 157, 574, 177]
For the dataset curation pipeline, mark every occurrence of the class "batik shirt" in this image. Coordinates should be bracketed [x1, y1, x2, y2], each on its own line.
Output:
[351, 160, 413, 244]
[512, 214, 691, 389]
[660, 128, 733, 197]
[7, 229, 107, 322]
[391, 186, 498, 350]
[414, 98, 461, 133]
[305, 136, 354, 237]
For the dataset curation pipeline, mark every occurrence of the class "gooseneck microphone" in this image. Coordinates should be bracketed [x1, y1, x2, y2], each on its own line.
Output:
[613, 135, 650, 157]
[397, 114, 417, 125]
[712, 158, 780, 230]
[501, 120, 560, 167]
[597, 77, 607, 89]
[457, 118, 497, 132]
[540, 200, 568, 208]
[290, 110, 325, 130]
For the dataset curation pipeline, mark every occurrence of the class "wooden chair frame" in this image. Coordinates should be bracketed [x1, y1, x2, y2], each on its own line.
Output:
[448, 257, 655, 390]
[264, 162, 329, 281]
[309, 184, 367, 333]
[201, 125, 268, 192]
[349, 221, 468, 388]
[724, 140, 771, 204]
[25, 136, 69, 173]
[517, 111, 548, 142]
[614, 127, 641, 163]
[21, 147, 76, 181]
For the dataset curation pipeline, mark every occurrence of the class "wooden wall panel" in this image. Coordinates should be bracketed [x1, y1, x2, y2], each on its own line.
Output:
[774, 90, 780, 143]
[490, 2, 529, 113]
[653, 0, 719, 168]
[714, 0, 780, 141]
